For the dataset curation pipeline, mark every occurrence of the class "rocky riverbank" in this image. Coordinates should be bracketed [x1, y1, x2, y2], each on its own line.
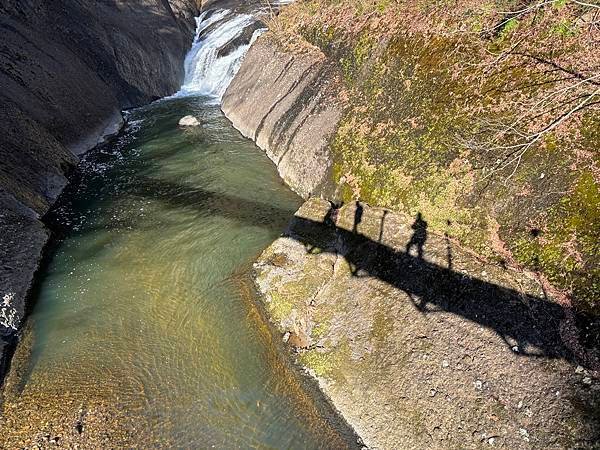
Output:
[0, 0, 200, 376]
[252, 198, 599, 448]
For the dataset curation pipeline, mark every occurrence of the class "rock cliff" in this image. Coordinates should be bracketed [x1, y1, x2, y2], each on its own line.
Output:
[222, 35, 343, 199]
[222, 3, 600, 447]
[223, 1, 599, 318]
[0, 0, 200, 374]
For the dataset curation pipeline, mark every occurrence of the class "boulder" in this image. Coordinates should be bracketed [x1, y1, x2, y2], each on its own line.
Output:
[178, 115, 201, 127]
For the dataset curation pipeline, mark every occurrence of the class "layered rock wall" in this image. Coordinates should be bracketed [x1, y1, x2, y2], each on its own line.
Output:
[222, 36, 343, 199]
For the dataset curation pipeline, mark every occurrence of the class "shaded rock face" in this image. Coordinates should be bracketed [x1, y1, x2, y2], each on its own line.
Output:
[1, 0, 198, 161]
[254, 198, 600, 449]
[222, 35, 343, 199]
[0, 0, 199, 370]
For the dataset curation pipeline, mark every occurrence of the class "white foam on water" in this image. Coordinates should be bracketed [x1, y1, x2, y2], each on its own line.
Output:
[176, 10, 266, 104]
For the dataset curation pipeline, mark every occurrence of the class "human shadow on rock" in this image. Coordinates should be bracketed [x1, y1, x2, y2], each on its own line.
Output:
[288, 207, 597, 369]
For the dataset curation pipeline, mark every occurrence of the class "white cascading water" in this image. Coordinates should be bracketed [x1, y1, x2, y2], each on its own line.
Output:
[176, 9, 266, 103]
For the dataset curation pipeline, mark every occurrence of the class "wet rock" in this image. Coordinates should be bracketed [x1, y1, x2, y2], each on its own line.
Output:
[178, 115, 201, 127]
[217, 20, 265, 58]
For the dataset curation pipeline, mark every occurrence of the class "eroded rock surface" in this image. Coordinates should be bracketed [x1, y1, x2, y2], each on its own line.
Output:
[254, 198, 600, 449]
[222, 35, 343, 199]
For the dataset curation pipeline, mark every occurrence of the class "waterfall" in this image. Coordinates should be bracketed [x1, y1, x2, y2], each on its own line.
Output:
[176, 9, 266, 103]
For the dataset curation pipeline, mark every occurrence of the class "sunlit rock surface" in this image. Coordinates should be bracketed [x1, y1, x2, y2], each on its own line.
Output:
[222, 35, 343, 199]
[254, 198, 600, 449]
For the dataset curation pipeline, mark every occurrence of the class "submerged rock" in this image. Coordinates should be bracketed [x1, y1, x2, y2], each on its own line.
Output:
[178, 115, 201, 127]
[254, 198, 600, 449]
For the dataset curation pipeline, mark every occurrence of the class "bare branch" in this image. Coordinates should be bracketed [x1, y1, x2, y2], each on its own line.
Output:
[571, 0, 600, 9]
[478, 87, 600, 183]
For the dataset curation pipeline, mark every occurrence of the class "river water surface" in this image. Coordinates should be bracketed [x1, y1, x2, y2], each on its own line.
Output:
[1, 97, 354, 447]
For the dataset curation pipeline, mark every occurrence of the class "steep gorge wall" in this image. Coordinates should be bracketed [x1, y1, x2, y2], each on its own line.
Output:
[0, 0, 200, 370]
[223, 2, 599, 320]
[222, 36, 343, 199]
[222, 7, 600, 446]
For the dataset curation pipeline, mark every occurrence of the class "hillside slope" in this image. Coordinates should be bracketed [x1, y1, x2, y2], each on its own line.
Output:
[225, 0, 599, 318]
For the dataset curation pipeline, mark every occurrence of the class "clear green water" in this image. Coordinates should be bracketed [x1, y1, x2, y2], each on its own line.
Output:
[5, 97, 352, 447]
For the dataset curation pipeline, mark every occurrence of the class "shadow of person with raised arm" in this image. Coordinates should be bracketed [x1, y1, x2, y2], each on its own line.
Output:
[323, 201, 342, 228]
[405, 212, 428, 259]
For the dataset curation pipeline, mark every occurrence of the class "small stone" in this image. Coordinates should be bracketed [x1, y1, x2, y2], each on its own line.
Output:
[287, 330, 311, 349]
[442, 360, 449, 368]
[540, 172, 545, 179]
[178, 115, 201, 126]
[474, 380, 483, 390]
[429, 389, 437, 397]
[575, 365, 585, 373]
[519, 428, 530, 442]
[583, 377, 592, 385]
[488, 437, 496, 445]
[511, 345, 519, 353]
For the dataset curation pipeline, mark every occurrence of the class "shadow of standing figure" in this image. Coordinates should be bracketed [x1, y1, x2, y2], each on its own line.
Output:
[324, 201, 343, 227]
[353, 201, 363, 234]
[445, 219, 453, 270]
[406, 212, 428, 259]
[379, 210, 388, 243]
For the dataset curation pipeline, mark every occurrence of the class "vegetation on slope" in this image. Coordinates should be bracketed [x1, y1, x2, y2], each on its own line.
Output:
[269, 0, 599, 314]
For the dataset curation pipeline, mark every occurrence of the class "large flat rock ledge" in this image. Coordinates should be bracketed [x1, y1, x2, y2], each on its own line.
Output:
[254, 198, 599, 449]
